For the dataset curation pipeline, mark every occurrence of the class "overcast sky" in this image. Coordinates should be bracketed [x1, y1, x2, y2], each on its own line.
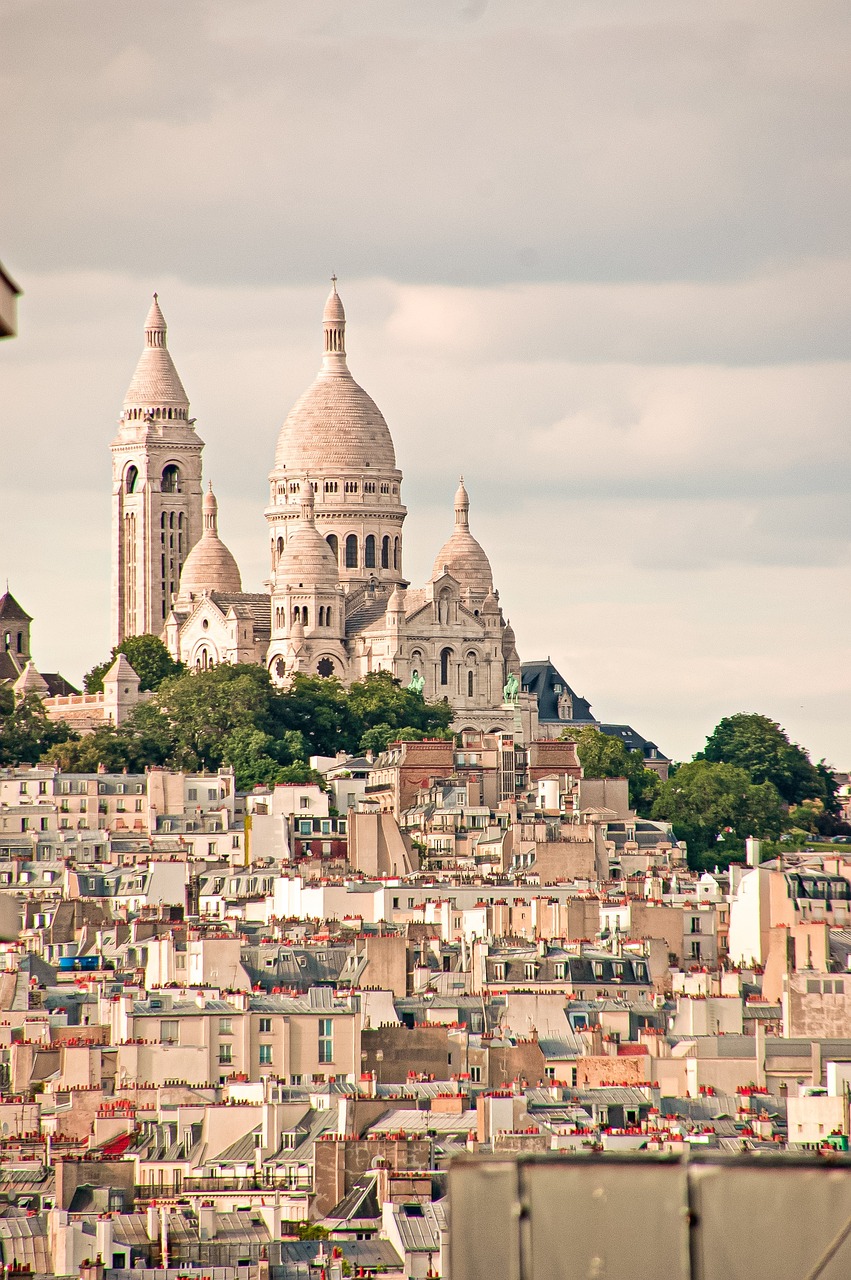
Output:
[2, 0, 850, 766]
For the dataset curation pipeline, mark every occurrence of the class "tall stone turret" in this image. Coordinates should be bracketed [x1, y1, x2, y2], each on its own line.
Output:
[111, 295, 204, 643]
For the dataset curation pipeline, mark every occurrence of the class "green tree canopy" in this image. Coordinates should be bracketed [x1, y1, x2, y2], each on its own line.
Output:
[0, 694, 75, 766]
[652, 759, 785, 865]
[567, 725, 662, 816]
[699, 713, 834, 809]
[85, 634, 183, 694]
[154, 663, 281, 772]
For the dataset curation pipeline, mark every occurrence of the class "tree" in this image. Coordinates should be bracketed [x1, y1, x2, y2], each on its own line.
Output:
[85, 634, 183, 694]
[274, 670, 452, 759]
[275, 674, 357, 758]
[41, 702, 175, 773]
[652, 759, 785, 865]
[700, 713, 833, 809]
[568, 725, 662, 816]
[220, 726, 318, 790]
[346, 671, 453, 744]
[0, 694, 76, 766]
[154, 664, 280, 772]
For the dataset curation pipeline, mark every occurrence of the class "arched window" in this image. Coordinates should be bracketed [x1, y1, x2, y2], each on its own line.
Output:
[161, 464, 180, 493]
[468, 669, 474, 697]
[440, 647, 452, 686]
[293, 606, 301, 623]
[393, 537, 400, 570]
[325, 606, 333, 627]
[302, 606, 309, 626]
[326, 533, 338, 561]
[381, 536, 390, 569]
[318, 606, 325, 626]
[277, 536, 284, 558]
[125, 465, 138, 494]
[345, 535, 358, 568]
[364, 534, 376, 568]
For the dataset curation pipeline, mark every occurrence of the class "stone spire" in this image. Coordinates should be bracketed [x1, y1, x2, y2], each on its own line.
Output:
[203, 482, 219, 534]
[454, 476, 470, 530]
[322, 276, 347, 373]
[144, 293, 167, 348]
[123, 293, 190, 415]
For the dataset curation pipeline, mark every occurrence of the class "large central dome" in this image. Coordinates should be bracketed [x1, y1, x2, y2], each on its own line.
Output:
[273, 283, 396, 474]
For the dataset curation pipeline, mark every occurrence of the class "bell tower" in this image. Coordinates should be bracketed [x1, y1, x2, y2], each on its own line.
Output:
[110, 296, 204, 644]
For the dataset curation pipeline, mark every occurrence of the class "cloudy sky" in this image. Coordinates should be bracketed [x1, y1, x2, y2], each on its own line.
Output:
[2, 0, 850, 766]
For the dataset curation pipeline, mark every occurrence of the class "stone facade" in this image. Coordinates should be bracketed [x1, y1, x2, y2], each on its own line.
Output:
[112, 283, 528, 730]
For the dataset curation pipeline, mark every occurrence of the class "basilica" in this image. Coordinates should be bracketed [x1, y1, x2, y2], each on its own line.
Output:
[110, 283, 528, 734]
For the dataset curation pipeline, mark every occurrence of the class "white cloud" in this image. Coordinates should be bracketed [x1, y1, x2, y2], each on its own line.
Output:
[2, 0, 850, 769]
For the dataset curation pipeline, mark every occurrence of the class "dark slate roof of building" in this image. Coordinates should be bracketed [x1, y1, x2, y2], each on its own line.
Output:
[0, 591, 32, 623]
[596, 723, 668, 763]
[520, 660, 595, 724]
[41, 672, 80, 696]
[520, 662, 669, 764]
[0, 650, 23, 684]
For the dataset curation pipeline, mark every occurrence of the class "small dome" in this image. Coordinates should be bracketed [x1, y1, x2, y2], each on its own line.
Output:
[482, 589, 499, 614]
[179, 539, 242, 598]
[431, 477, 493, 593]
[432, 531, 493, 593]
[278, 482, 340, 588]
[178, 484, 242, 598]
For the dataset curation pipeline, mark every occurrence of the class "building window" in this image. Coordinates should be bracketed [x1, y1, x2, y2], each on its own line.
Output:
[364, 534, 376, 567]
[161, 1021, 179, 1044]
[381, 535, 390, 569]
[300, 796, 310, 809]
[440, 648, 451, 686]
[318, 1017, 333, 1063]
[691, 940, 701, 960]
[467, 669, 474, 697]
[161, 464, 180, 493]
[219, 1018, 233, 1035]
[125, 464, 138, 494]
[259, 1017, 272, 1034]
[345, 534, 358, 568]
[470, 1065, 482, 1083]
[524, 963, 537, 980]
[326, 533, 338, 561]
[259, 1044, 272, 1065]
[219, 1044, 233, 1065]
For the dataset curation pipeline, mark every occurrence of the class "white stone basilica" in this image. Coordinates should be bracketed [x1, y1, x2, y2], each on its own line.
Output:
[111, 283, 527, 733]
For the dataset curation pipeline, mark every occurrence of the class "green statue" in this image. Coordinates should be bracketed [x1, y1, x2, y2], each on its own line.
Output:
[408, 669, 425, 695]
[503, 671, 519, 703]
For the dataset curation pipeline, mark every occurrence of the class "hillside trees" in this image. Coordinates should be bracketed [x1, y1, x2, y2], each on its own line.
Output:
[566, 725, 662, 816]
[84, 634, 183, 693]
